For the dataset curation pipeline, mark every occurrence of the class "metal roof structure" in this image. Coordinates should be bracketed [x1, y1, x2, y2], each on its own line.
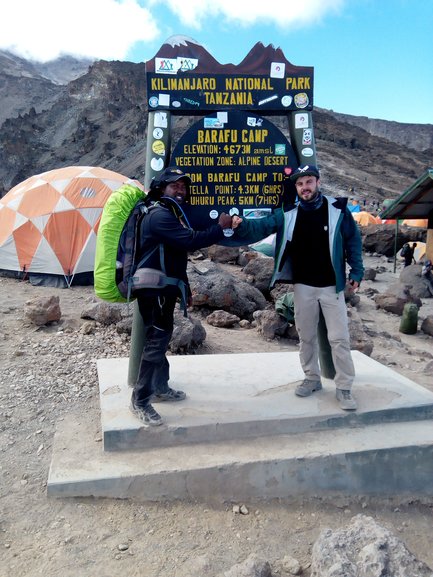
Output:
[380, 168, 433, 220]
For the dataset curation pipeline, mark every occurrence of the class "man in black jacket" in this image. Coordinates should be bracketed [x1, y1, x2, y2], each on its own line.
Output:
[130, 167, 233, 426]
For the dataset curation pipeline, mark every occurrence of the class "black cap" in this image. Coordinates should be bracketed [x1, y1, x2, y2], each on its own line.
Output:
[290, 165, 320, 181]
[159, 166, 191, 186]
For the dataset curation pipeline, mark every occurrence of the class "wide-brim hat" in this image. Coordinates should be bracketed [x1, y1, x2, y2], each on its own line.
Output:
[290, 165, 320, 181]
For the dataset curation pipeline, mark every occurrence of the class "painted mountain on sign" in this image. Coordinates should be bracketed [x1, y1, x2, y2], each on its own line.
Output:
[146, 35, 310, 75]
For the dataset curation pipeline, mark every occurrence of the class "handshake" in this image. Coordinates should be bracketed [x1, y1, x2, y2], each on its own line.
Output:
[218, 213, 243, 230]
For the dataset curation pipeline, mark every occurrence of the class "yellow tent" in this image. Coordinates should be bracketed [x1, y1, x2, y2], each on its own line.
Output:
[398, 241, 426, 263]
[402, 219, 428, 228]
[353, 211, 382, 226]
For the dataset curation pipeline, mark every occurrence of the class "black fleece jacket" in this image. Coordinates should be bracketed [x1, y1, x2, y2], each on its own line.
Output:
[136, 198, 224, 295]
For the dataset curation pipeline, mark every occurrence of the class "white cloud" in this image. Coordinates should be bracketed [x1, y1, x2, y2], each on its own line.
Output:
[0, 0, 159, 62]
[0, 0, 345, 62]
[158, 0, 344, 28]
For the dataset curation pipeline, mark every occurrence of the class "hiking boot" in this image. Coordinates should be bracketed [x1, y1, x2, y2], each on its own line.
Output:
[336, 389, 357, 411]
[130, 401, 163, 426]
[295, 379, 323, 397]
[151, 387, 186, 403]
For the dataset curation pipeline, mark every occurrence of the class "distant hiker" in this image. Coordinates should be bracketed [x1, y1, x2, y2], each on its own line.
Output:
[130, 167, 233, 427]
[232, 164, 364, 411]
[401, 242, 416, 267]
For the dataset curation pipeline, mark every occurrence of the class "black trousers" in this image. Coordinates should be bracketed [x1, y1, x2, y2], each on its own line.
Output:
[132, 294, 177, 407]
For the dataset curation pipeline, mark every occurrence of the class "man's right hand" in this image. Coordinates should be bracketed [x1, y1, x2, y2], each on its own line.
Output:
[231, 216, 243, 229]
[218, 213, 233, 229]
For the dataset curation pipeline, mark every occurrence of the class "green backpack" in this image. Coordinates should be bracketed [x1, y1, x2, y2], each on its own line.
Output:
[94, 183, 146, 302]
[94, 184, 188, 311]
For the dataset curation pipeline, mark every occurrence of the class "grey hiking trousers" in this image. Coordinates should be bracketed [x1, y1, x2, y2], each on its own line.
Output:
[293, 284, 355, 390]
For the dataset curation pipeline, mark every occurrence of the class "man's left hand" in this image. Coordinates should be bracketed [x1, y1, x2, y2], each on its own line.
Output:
[348, 279, 360, 291]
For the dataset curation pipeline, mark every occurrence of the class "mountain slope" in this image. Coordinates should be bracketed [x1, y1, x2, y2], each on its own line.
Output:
[0, 57, 431, 204]
[324, 108, 433, 153]
[0, 50, 92, 128]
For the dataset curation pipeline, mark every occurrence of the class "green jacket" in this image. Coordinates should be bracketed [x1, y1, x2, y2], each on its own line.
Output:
[236, 195, 364, 292]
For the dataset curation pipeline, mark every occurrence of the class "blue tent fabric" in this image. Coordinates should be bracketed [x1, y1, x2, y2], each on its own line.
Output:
[348, 204, 361, 213]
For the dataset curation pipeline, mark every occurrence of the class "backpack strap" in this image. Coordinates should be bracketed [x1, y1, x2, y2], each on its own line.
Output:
[128, 237, 188, 316]
[155, 244, 188, 315]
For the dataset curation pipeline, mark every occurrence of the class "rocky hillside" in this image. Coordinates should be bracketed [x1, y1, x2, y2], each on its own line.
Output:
[0, 50, 92, 128]
[0, 54, 432, 203]
[324, 109, 433, 153]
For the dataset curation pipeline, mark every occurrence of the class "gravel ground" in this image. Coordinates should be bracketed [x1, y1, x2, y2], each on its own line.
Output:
[1, 254, 433, 576]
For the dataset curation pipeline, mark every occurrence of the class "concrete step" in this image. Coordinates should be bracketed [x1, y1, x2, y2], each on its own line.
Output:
[47, 415, 433, 501]
[47, 351, 433, 501]
[98, 351, 433, 451]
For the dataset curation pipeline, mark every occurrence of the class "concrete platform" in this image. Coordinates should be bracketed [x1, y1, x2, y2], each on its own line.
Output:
[98, 351, 433, 451]
[47, 416, 433, 501]
[47, 351, 433, 500]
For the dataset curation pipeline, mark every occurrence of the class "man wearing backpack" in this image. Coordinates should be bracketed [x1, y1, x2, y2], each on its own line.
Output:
[401, 242, 417, 267]
[130, 167, 233, 426]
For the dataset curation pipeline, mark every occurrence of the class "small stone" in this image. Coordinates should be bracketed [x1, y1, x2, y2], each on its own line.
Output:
[240, 504, 249, 515]
[118, 543, 129, 551]
[232, 505, 240, 514]
[281, 554, 302, 575]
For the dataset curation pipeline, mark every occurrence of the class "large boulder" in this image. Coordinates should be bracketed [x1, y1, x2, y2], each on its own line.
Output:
[188, 260, 267, 320]
[170, 309, 206, 353]
[206, 310, 240, 327]
[311, 514, 433, 577]
[400, 264, 433, 298]
[81, 301, 124, 325]
[207, 244, 241, 263]
[361, 225, 402, 256]
[374, 284, 422, 315]
[421, 315, 433, 336]
[361, 224, 425, 257]
[253, 308, 289, 340]
[363, 267, 377, 281]
[242, 254, 275, 294]
[24, 295, 61, 326]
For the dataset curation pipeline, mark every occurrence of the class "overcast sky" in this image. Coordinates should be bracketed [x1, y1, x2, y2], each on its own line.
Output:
[2, 0, 432, 124]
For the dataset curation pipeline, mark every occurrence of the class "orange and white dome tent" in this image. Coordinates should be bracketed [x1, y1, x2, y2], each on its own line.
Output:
[0, 166, 143, 285]
[352, 211, 382, 226]
[402, 219, 428, 228]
